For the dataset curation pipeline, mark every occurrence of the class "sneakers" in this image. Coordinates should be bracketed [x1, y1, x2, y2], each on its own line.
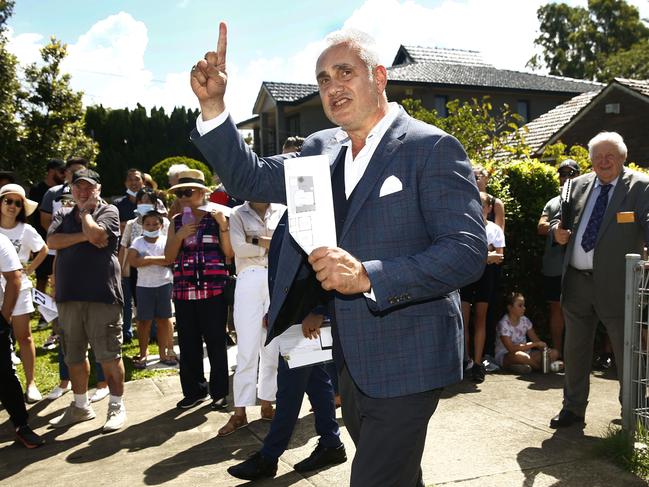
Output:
[176, 394, 209, 409]
[464, 359, 474, 372]
[25, 385, 43, 404]
[90, 387, 110, 403]
[471, 362, 486, 383]
[42, 334, 58, 350]
[482, 357, 500, 373]
[49, 402, 96, 428]
[15, 425, 45, 449]
[46, 384, 72, 400]
[508, 364, 533, 375]
[103, 402, 127, 432]
[210, 397, 229, 411]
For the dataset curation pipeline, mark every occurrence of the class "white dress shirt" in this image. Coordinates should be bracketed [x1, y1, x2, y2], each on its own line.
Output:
[570, 175, 619, 270]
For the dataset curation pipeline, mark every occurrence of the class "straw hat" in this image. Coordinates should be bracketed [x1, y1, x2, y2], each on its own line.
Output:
[168, 169, 209, 191]
[0, 184, 38, 217]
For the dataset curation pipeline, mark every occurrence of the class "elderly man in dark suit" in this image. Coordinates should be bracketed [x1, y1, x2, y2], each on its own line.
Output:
[551, 132, 649, 428]
[189, 23, 486, 486]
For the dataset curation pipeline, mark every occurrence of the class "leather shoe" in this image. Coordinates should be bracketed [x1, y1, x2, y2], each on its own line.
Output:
[550, 409, 585, 429]
[227, 451, 277, 480]
[294, 443, 347, 473]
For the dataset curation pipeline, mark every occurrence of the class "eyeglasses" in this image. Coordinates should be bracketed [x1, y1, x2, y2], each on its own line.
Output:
[174, 188, 197, 198]
[2, 197, 23, 208]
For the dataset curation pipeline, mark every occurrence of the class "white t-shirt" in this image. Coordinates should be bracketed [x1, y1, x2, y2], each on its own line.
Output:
[485, 220, 505, 249]
[0, 233, 22, 306]
[495, 314, 534, 365]
[0, 223, 45, 290]
[130, 235, 173, 288]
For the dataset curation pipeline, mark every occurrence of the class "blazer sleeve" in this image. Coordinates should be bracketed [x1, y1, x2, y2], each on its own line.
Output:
[362, 134, 488, 312]
[191, 116, 295, 204]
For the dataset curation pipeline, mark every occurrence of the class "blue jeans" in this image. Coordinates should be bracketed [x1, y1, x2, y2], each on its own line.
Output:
[121, 276, 133, 341]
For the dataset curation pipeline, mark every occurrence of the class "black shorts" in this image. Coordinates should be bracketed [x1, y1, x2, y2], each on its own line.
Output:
[35, 254, 54, 279]
[460, 264, 499, 304]
[543, 275, 562, 302]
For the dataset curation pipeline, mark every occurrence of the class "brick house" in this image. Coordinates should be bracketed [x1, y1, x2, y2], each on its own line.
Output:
[238, 45, 601, 155]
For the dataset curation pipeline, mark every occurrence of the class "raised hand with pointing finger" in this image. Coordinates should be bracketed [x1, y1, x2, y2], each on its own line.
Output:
[191, 22, 228, 120]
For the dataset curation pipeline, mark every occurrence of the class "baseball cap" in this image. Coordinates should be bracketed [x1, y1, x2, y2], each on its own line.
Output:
[558, 159, 580, 175]
[72, 169, 101, 185]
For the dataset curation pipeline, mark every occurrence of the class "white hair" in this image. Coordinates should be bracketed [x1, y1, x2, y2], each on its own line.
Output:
[324, 28, 381, 74]
[167, 163, 190, 178]
[588, 132, 627, 161]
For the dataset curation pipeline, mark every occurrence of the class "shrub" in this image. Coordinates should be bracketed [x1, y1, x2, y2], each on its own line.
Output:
[149, 156, 216, 189]
[486, 159, 559, 329]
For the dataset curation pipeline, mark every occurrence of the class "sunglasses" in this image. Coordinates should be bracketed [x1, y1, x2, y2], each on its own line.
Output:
[558, 171, 575, 178]
[2, 197, 23, 208]
[174, 188, 197, 198]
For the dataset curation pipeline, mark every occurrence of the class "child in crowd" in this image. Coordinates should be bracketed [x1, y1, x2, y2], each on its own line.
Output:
[495, 292, 560, 374]
[461, 191, 505, 383]
[128, 211, 176, 368]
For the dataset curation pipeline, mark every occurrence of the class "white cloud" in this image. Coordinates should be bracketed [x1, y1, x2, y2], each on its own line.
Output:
[6, 1, 649, 123]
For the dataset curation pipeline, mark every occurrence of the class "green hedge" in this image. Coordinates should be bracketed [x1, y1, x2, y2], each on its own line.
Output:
[485, 159, 559, 330]
[149, 156, 216, 189]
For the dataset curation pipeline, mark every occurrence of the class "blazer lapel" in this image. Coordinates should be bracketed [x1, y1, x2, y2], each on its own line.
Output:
[597, 168, 629, 243]
[339, 112, 408, 243]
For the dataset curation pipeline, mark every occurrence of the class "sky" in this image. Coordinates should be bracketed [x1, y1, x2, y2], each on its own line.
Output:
[6, 0, 649, 123]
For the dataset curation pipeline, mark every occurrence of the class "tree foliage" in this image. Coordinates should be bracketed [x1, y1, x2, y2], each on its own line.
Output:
[601, 39, 649, 81]
[528, 0, 649, 81]
[19, 38, 98, 183]
[401, 97, 529, 162]
[0, 0, 24, 170]
[84, 104, 207, 195]
[149, 156, 214, 190]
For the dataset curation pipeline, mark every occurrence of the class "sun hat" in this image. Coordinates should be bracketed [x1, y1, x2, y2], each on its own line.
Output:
[168, 169, 209, 191]
[0, 184, 38, 216]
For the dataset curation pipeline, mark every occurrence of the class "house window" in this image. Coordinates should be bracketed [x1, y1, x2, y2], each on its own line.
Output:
[434, 95, 448, 117]
[517, 100, 529, 123]
[287, 114, 301, 137]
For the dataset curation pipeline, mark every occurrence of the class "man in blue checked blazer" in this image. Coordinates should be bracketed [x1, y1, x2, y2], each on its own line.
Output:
[190, 23, 487, 487]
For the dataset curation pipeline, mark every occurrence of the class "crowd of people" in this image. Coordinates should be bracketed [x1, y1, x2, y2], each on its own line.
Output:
[0, 23, 647, 487]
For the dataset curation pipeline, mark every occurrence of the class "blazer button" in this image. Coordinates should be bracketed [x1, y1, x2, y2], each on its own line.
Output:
[283, 287, 289, 294]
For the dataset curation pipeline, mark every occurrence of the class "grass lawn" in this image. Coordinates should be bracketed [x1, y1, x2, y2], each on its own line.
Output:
[14, 317, 178, 396]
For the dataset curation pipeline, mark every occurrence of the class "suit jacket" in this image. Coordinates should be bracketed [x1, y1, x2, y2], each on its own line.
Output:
[556, 167, 649, 319]
[192, 107, 487, 398]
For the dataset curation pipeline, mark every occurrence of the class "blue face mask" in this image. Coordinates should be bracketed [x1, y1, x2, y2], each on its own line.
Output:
[126, 189, 138, 197]
[142, 229, 160, 238]
[137, 204, 154, 216]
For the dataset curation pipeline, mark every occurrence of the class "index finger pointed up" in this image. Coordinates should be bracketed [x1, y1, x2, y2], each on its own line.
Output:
[217, 22, 227, 66]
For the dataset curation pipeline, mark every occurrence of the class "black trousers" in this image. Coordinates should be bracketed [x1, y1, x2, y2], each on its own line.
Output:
[0, 320, 28, 428]
[174, 294, 229, 400]
[339, 366, 441, 487]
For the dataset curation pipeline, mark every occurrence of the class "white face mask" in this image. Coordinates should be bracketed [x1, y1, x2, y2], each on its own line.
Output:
[142, 229, 160, 238]
[126, 189, 138, 197]
[137, 204, 154, 216]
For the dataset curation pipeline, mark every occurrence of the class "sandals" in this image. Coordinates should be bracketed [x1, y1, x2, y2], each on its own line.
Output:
[160, 357, 178, 366]
[217, 414, 248, 437]
[133, 357, 148, 370]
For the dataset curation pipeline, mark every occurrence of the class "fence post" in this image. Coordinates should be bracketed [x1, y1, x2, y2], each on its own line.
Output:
[623, 254, 641, 434]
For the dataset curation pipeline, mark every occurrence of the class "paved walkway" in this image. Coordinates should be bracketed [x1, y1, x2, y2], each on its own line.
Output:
[0, 364, 646, 486]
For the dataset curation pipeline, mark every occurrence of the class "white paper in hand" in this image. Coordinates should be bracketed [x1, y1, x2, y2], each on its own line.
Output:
[284, 155, 337, 254]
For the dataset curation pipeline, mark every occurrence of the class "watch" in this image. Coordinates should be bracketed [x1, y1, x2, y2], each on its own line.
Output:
[251, 237, 259, 246]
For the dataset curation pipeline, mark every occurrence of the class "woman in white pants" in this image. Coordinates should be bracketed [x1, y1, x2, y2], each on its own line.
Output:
[218, 201, 284, 436]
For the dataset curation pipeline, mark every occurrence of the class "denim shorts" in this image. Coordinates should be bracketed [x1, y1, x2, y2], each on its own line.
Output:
[136, 283, 173, 321]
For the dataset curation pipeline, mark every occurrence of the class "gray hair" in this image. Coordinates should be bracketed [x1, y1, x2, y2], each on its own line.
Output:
[588, 131, 627, 161]
[324, 28, 381, 74]
[167, 163, 190, 178]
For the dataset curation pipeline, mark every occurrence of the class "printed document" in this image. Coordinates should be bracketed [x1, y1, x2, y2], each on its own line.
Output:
[276, 323, 333, 369]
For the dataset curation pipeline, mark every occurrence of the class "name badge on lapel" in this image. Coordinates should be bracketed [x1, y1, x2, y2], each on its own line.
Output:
[617, 211, 635, 224]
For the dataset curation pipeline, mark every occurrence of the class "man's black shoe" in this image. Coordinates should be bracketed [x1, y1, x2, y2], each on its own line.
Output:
[294, 443, 347, 472]
[550, 409, 585, 429]
[15, 425, 45, 449]
[227, 451, 277, 480]
[471, 362, 485, 384]
[176, 394, 209, 409]
[210, 397, 228, 411]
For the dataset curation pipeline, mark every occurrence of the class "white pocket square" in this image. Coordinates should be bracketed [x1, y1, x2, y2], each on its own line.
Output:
[379, 175, 403, 197]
